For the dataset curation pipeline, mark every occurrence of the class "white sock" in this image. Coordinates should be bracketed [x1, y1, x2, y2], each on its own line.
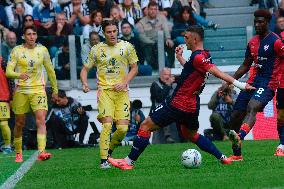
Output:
[125, 156, 135, 165]
[277, 144, 284, 150]
[219, 154, 227, 160]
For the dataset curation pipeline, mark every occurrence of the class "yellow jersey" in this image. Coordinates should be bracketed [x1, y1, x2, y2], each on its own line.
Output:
[6, 44, 58, 94]
[84, 40, 138, 90]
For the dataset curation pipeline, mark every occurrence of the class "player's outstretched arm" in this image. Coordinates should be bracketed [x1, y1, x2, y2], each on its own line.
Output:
[80, 65, 90, 93]
[208, 66, 255, 90]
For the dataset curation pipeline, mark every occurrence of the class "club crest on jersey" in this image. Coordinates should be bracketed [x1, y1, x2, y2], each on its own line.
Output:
[264, 45, 269, 51]
[28, 60, 35, 67]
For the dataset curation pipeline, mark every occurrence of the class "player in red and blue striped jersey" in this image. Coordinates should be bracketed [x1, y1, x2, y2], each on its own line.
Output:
[275, 22, 284, 156]
[108, 25, 255, 170]
[228, 10, 284, 161]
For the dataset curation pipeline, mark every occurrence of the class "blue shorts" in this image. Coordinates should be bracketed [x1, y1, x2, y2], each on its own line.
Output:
[234, 86, 275, 111]
[277, 88, 284, 109]
[150, 102, 199, 130]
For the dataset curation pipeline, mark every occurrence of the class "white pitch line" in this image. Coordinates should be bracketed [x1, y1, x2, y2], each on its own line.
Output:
[0, 151, 38, 189]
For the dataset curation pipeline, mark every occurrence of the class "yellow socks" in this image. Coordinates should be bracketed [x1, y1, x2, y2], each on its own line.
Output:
[109, 124, 128, 151]
[37, 134, 46, 152]
[99, 122, 112, 160]
[0, 120, 11, 147]
[14, 137, 22, 153]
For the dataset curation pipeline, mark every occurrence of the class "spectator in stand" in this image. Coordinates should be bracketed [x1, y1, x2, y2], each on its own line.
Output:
[205, 84, 237, 141]
[270, 0, 284, 32]
[81, 31, 100, 78]
[136, 1, 175, 70]
[275, 16, 284, 36]
[15, 14, 35, 44]
[82, 10, 104, 41]
[82, 31, 100, 63]
[0, 5, 9, 29]
[47, 90, 89, 148]
[110, 5, 135, 38]
[88, 0, 114, 18]
[124, 100, 145, 141]
[1, 31, 17, 63]
[141, 0, 172, 19]
[0, 5, 9, 42]
[54, 39, 71, 80]
[171, 0, 219, 30]
[151, 68, 179, 144]
[48, 12, 73, 58]
[5, 0, 33, 39]
[64, 0, 90, 35]
[33, 0, 62, 36]
[119, 0, 143, 24]
[171, 6, 196, 46]
[120, 20, 151, 76]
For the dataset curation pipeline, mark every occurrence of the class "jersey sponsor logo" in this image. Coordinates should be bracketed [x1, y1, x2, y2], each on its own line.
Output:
[201, 57, 211, 63]
[264, 45, 269, 51]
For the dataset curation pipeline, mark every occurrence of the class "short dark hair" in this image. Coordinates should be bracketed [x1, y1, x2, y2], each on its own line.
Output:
[101, 19, 118, 32]
[254, 9, 272, 21]
[58, 90, 67, 98]
[23, 25, 37, 34]
[186, 25, 204, 40]
[89, 31, 99, 39]
[148, 1, 158, 8]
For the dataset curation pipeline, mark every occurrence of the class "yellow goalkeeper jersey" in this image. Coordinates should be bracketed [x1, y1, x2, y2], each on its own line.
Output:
[6, 44, 58, 94]
[84, 40, 138, 90]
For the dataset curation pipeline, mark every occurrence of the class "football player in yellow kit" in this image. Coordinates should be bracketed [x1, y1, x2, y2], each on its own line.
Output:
[80, 19, 138, 168]
[6, 25, 58, 162]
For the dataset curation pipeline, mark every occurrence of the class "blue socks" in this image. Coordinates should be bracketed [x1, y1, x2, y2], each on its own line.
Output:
[128, 136, 150, 161]
[195, 134, 223, 159]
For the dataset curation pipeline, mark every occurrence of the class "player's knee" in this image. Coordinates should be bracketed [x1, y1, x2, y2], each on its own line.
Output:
[15, 119, 25, 128]
[188, 130, 199, 143]
[116, 125, 128, 134]
[35, 117, 46, 128]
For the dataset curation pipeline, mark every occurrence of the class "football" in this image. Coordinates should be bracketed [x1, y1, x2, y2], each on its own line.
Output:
[181, 149, 202, 168]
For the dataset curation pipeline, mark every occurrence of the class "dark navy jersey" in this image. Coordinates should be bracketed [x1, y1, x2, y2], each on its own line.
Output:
[170, 49, 214, 113]
[245, 32, 284, 90]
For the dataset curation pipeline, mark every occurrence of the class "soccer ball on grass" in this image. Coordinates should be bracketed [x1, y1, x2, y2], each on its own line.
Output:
[181, 149, 202, 168]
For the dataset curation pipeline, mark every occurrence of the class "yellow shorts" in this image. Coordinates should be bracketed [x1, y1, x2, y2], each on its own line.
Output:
[97, 90, 130, 121]
[0, 102, 10, 120]
[12, 92, 48, 115]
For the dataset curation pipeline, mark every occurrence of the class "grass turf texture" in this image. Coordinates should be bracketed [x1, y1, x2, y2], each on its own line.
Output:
[1, 140, 284, 189]
[0, 150, 35, 184]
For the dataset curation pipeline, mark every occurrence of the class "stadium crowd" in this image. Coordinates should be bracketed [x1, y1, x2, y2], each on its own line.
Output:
[0, 0, 222, 79]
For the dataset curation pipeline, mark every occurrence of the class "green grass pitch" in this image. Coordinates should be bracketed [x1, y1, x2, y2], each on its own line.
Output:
[1, 140, 284, 189]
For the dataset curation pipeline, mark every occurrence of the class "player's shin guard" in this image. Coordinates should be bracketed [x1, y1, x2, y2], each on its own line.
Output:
[128, 129, 151, 161]
[239, 123, 251, 140]
[191, 133, 223, 159]
[0, 120, 11, 147]
[14, 137, 22, 153]
[37, 134, 46, 152]
[99, 122, 112, 161]
[109, 124, 128, 152]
